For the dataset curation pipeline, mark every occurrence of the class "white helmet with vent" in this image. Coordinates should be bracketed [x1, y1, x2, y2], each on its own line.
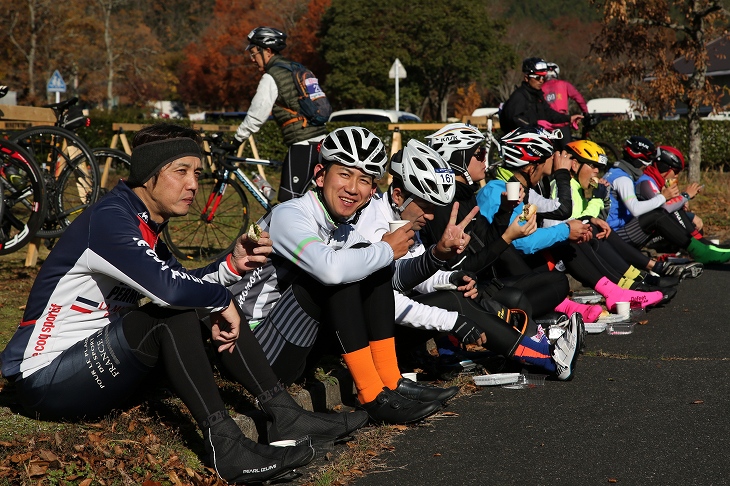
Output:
[319, 127, 388, 178]
[389, 139, 455, 207]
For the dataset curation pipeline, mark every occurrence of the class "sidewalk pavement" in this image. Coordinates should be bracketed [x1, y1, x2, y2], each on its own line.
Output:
[353, 266, 730, 486]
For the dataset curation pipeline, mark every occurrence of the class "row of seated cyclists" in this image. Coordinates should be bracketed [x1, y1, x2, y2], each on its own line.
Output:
[3, 122, 727, 484]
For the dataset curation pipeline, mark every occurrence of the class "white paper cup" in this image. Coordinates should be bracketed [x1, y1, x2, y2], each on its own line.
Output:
[389, 220, 410, 233]
[401, 372, 418, 382]
[506, 181, 521, 201]
[615, 301, 630, 316]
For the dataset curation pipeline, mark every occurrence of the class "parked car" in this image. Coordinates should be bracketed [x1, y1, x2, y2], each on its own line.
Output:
[471, 107, 499, 117]
[328, 109, 421, 123]
[586, 98, 646, 121]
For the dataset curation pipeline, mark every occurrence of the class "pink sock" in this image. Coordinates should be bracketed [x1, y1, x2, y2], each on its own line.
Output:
[594, 277, 663, 311]
[555, 298, 603, 323]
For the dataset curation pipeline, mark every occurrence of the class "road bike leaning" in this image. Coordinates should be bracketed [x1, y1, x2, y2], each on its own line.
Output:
[0, 138, 46, 255]
[163, 133, 281, 261]
[10, 98, 100, 240]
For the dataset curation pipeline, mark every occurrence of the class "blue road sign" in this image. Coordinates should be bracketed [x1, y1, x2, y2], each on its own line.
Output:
[47, 70, 67, 93]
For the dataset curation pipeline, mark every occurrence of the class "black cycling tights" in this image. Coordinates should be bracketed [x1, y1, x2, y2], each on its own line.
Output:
[637, 208, 692, 248]
[551, 241, 623, 288]
[15, 303, 279, 426]
[268, 267, 395, 384]
[122, 304, 280, 426]
[498, 269, 569, 317]
[292, 266, 395, 352]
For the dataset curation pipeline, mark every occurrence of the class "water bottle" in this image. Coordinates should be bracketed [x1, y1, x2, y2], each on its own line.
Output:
[251, 173, 275, 202]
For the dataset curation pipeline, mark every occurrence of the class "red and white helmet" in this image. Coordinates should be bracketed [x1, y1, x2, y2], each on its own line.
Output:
[499, 127, 556, 168]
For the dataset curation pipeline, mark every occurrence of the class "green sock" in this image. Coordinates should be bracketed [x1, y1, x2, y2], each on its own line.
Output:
[687, 239, 730, 264]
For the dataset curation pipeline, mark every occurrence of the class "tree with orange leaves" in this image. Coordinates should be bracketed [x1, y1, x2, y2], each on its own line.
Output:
[590, 0, 730, 183]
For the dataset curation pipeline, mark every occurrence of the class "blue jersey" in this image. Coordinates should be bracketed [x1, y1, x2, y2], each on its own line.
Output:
[1, 181, 240, 380]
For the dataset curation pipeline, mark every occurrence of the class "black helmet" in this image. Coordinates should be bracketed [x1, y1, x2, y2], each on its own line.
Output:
[623, 136, 656, 166]
[246, 27, 287, 52]
[522, 57, 548, 75]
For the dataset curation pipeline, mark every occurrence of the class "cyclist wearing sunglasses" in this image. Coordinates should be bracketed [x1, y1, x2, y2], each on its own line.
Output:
[499, 57, 583, 134]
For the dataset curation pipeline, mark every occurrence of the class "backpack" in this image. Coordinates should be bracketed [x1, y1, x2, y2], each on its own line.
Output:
[277, 62, 332, 127]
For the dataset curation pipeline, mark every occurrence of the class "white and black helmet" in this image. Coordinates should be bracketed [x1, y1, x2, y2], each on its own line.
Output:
[246, 27, 287, 52]
[319, 127, 388, 179]
[425, 123, 485, 183]
[389, 139, 455, 207]
[500, 127, 556, 168]
[546, 62, 560, 80]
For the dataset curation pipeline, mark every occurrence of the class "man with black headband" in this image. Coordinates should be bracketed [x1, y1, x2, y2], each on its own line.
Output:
[0, 123, 370, 484]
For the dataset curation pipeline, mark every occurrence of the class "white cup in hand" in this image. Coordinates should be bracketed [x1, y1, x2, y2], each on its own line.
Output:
[506, 181, 521, 201]
[389, 220, 410, 233]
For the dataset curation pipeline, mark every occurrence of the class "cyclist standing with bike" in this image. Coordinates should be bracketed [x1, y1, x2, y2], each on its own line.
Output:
[499, 58, 583, 137]
[234, 26, 329, 203]
[540, 62, 589, 149]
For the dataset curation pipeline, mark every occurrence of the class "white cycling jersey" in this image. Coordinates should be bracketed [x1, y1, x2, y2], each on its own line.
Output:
[231, 190, 394, 327]
[356, 192, 460, 333]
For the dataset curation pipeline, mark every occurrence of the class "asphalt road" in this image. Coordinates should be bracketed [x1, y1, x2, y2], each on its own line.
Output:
[354, 265, 730, 486]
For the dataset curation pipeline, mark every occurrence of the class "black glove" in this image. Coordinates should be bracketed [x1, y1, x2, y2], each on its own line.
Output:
[451, 314, 486, 344]
[593, 183, 609, 201]
[449, 270, 477, 287]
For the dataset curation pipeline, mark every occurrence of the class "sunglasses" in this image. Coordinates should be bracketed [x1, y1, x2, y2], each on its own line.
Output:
[474, 146, 486, 162]
[249, 49, 261, 60]
[528, 74, 546, 81]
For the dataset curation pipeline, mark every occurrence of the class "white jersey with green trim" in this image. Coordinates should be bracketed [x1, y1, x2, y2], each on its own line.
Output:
[230, 190, 394, 327]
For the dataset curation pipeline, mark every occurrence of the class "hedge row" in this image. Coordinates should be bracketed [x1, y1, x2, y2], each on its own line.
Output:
[70, 111, 730, 171]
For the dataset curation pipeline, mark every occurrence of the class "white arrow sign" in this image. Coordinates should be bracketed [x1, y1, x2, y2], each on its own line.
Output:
[389, 58, 406, 79]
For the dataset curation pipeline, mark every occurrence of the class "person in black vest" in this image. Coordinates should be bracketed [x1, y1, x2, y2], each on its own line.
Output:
[499, 57, 583, 135]
[235, 27, 328, 202]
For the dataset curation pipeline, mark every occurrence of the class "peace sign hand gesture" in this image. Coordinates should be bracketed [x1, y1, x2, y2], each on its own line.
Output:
[432, 202, 480, 260]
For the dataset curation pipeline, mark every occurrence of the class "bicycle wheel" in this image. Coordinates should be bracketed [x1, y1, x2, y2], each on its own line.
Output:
[163, 172, 249, 261]
[0, 139, 46, 255]
[12, 126, 101, 239]
[93, 147, 130, 192]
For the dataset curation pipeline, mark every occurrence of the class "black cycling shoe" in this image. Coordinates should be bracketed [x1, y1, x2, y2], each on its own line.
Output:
[394, 377, 459, 403]
[631, 283, 677, 304]
[258, 384, 369, 446]
[203, 413, 315, 485]
[640, 273, 679, 288]
[360, 387, 443, 424]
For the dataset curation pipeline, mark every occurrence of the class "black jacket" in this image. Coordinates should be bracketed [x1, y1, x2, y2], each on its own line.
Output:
[499, 82, 571, 133]
[421, 181, 509, 276]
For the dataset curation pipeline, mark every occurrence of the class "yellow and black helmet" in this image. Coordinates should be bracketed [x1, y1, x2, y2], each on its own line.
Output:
[565, 140, 608, 168]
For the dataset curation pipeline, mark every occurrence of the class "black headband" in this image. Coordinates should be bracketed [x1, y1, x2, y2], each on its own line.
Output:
[129, 138, 203, 185]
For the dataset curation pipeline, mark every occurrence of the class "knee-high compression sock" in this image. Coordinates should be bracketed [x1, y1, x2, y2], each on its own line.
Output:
[595, 276, 663, 311]
[342, 346, 385, 404]
[369, 337, 402, 390]
[554, 298, 603, 323]
[513, 334, 555, 373]
[687, 239, 730, 264]
[618, 266, 642, 289]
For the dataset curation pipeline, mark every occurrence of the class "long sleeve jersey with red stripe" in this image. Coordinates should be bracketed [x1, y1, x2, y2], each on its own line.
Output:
[0, 181, 241, 380]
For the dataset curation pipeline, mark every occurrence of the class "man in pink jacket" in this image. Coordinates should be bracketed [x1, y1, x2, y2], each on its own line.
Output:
[540, 62, 588, 149]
